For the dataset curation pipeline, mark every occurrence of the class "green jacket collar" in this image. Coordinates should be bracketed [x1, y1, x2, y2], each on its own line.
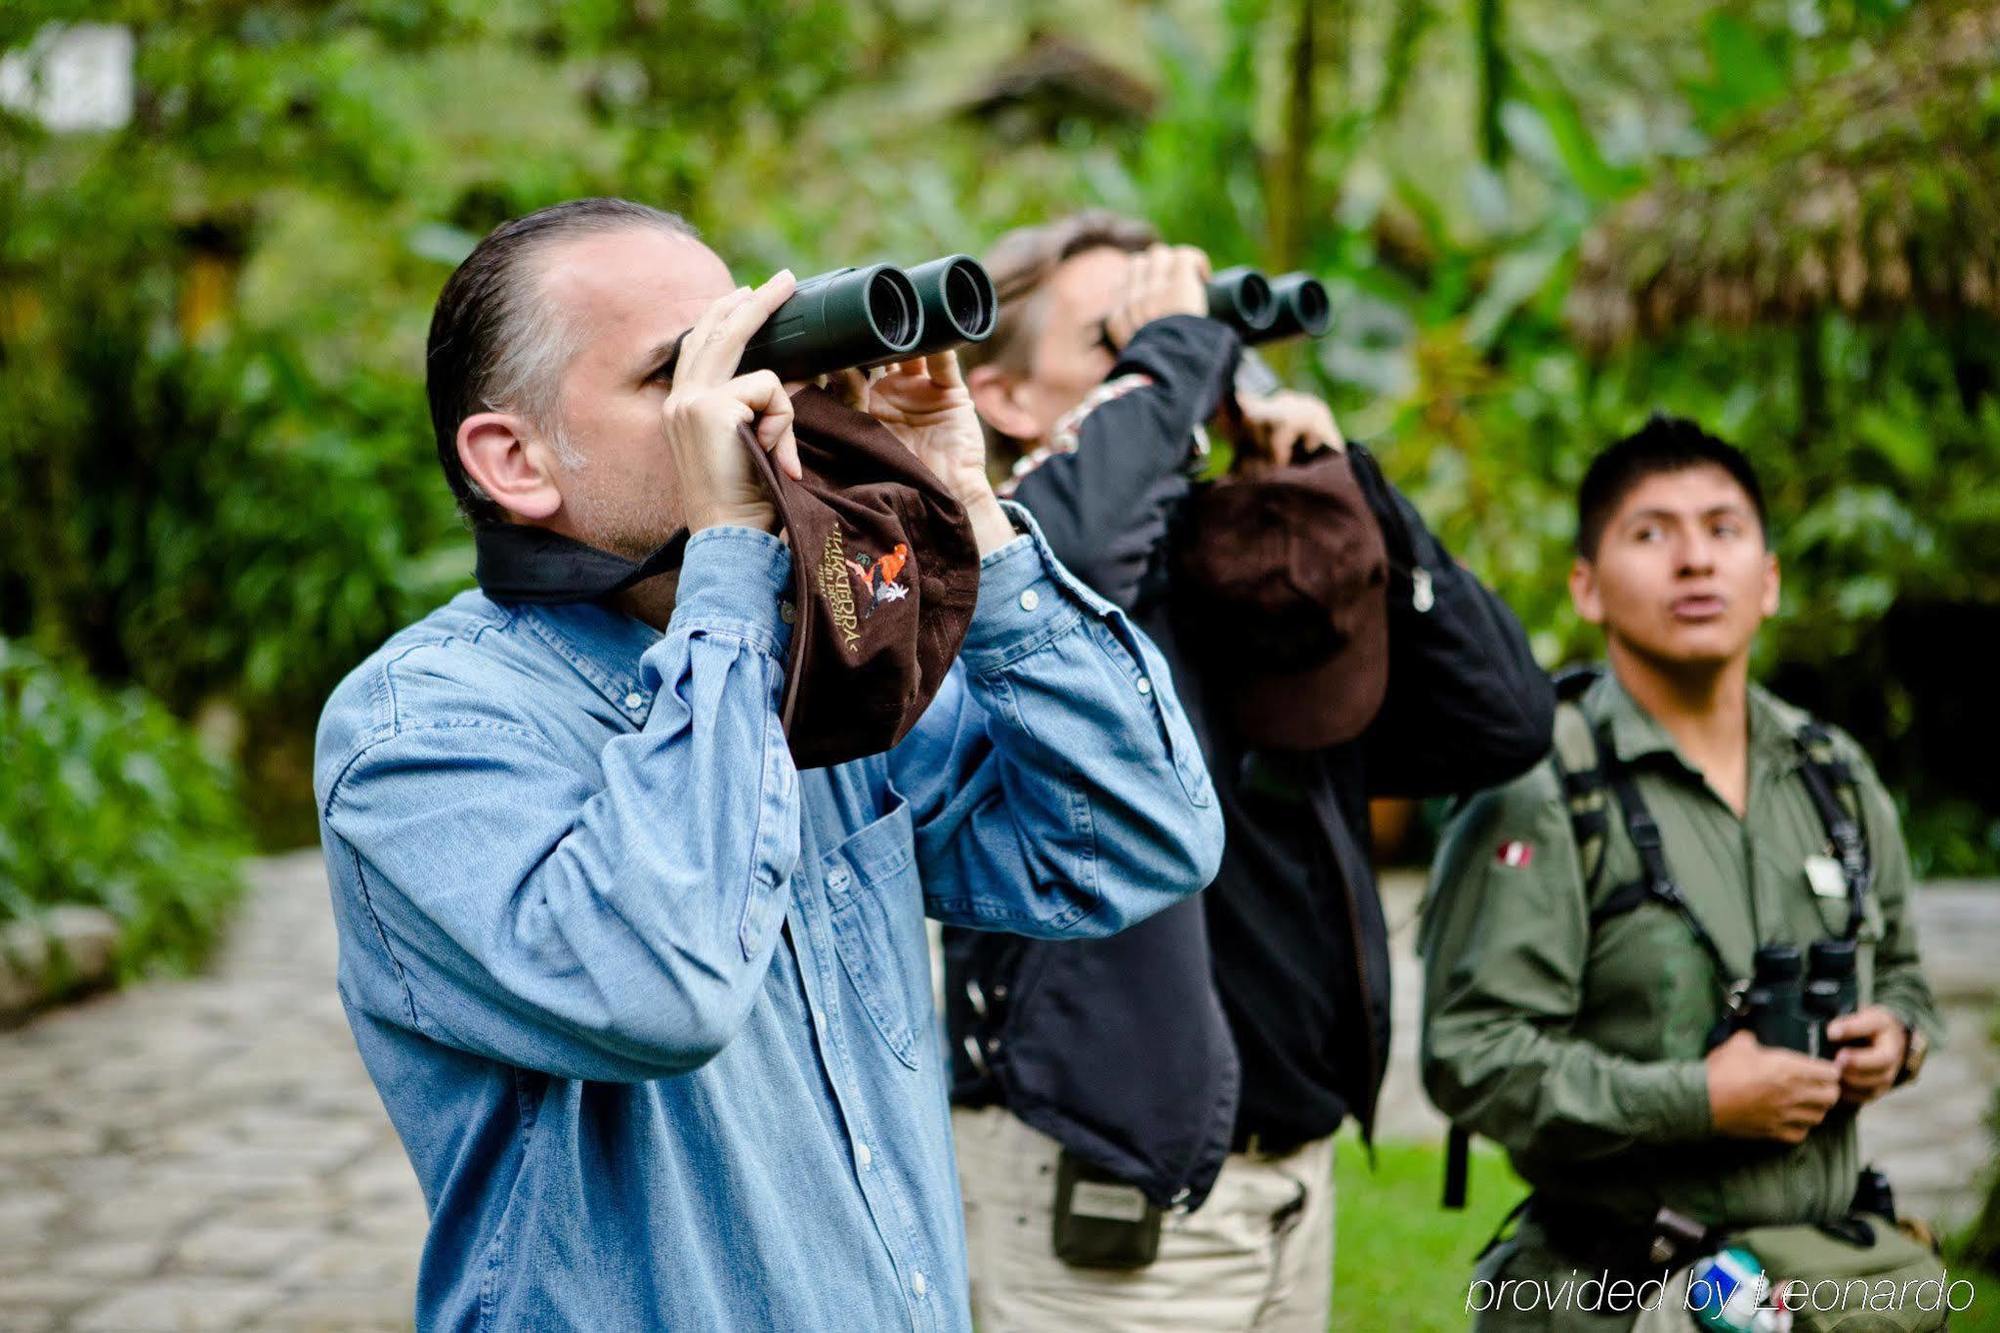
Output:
[1582, 668, 1802, 777]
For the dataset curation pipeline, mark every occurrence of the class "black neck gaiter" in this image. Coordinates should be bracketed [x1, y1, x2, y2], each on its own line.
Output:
[472, 524, 689, 604]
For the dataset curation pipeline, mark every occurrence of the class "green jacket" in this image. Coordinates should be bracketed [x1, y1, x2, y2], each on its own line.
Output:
[1419, 670, 1941, 1230]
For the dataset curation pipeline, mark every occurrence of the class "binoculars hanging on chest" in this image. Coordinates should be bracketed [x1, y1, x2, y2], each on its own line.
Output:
[1719, 941, 1859, 1057]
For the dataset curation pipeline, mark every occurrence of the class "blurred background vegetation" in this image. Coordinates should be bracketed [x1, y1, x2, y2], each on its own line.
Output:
[2, 0, 1996, 983]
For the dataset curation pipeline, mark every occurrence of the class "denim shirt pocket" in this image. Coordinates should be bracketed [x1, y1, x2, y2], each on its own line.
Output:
[822, 796, 926, 1070]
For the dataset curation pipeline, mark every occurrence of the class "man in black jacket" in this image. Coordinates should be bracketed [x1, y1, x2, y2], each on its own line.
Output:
[944, 211, 1556, 1330]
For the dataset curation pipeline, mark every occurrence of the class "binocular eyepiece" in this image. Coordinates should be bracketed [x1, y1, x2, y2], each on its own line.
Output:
[671, 255, 1000, 385]
[1722, 941, 1861, 1058]
[906, 254, 999, 355]
[1207, 266, 1333, 344]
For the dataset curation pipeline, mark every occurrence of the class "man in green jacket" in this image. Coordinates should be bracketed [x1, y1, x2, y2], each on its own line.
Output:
[1420, 417, 1941, 1329]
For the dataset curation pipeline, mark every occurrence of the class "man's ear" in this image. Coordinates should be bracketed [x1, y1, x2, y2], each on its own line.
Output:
[458, 411, 562, 522]
[1569, 556, 1604, 625]
[966, 364, 1042, 444]
[1760, 548, 1781, 618]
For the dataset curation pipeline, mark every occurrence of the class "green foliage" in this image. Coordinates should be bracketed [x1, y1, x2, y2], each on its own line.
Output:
[1330, 1136, 1525, 1331]
[0, 639, 248, 977]
[0, 0, 1992, 872]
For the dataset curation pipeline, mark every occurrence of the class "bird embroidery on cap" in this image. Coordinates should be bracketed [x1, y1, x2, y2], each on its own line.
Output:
[845, 542, 912, 619]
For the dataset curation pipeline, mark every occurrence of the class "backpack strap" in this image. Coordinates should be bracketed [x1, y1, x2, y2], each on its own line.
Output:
[1593, 722, 1734, 995]
[1548, 666, 1613, 897]
[1443, 1124, 1472, 1210]
[1793, 720, 1872, 939]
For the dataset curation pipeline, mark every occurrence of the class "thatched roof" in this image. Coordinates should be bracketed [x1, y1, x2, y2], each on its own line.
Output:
[959, 33, 1155, 140]
[1567, 2, 2000, 349]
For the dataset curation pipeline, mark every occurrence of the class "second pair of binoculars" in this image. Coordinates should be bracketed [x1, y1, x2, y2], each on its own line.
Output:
[1204, 267, 1333, 344]
[679, 255, 999, 385]
[1729, 940, 1861, 1059]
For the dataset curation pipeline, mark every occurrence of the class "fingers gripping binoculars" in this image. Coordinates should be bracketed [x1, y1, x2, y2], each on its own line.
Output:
[1205, 267, 1333, 344]
[1719, 941, 1860, 1058]
[669, 254, 999, 384]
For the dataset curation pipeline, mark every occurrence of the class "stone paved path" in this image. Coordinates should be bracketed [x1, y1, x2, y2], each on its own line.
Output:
[1374, 870, 2000, 1231]
[1, 856, 1994, 1331]
[0, 851, 425, 1333]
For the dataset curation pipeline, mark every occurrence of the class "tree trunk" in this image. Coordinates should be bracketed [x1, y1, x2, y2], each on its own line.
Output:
[1269, 0, 1345, 273]
[1471, 0, 1506, 165]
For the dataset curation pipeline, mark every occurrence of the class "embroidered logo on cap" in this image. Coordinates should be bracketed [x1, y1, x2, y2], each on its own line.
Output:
[845, 542, 911, 619]
[816, 529, 862, 652]
[816, 531, 913, 655]
[1495, 840, 1535, 869]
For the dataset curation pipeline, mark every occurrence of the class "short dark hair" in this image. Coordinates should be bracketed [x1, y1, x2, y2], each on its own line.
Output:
[1576, 414, 1768, 558]
[425, 197, 696, 526]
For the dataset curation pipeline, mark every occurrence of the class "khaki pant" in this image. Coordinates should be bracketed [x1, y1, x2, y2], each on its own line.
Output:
[954, 1106, 1337, 1333]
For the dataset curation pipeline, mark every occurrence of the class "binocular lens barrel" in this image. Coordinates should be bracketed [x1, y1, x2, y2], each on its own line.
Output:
[1207, 266, 1278, 339]
[1264, 272, 1332, 341]
[736, 263, 924, 383]
[905, 255, 998, 355]
[1208, 267, 1335, 344]
[1807, 938, 1856, 981]
[1752, 944, 1803, 983]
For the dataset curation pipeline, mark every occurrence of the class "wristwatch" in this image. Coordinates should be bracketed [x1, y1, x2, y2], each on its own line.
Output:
[1895, 1021, 1929, 1086]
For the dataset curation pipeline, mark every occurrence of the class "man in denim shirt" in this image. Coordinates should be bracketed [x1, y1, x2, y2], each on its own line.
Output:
[314, 198, 1224, 1332]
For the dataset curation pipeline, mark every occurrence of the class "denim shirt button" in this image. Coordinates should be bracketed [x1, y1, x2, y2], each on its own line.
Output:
[1018, 589, 1039, 612]
[826, 865, 851, 892]
[1136, 677, 1152, 695]
[912, 1271, 928, 1298]
[623, 691, 645, 710]
[856, 1142, 873, 1169]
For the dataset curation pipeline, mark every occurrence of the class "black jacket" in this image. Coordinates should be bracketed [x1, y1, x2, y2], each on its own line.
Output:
[944, 315, 1553, 1208]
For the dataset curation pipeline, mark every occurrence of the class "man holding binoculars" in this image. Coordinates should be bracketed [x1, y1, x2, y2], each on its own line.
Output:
[945, 211, 1553, 1329]
[312, 197, 1224, 1331]
[1420, 418, 1942, 1330]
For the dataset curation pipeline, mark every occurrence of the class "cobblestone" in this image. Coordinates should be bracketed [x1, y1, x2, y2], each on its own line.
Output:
[0, 851, 425, 1332]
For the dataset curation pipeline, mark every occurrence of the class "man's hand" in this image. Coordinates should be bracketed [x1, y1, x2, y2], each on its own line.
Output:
[1104, 244, 1211, 351]
[837, 353, 1017, 556]
[1232, 389, 1344, 473]
[1827, 1006, 1909, 1105]
[1705, 1030, 1842, 1144]
[663, 271, 802, 534]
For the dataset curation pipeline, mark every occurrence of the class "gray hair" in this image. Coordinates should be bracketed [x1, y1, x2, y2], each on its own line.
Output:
[425, 197, 698, 526]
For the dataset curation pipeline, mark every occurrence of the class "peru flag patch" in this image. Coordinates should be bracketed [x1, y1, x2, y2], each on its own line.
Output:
[1495, 840, 1535, 869]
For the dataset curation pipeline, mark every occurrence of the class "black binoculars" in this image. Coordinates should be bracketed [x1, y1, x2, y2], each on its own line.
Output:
[668, 255, 999, 385]
[1206, 267, 1332, 344]
[1726, 941, 1859, 1057]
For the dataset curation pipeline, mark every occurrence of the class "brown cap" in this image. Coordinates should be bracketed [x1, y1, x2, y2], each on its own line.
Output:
[1172, 448, 1389, 749]
[744, 386, 983, 770]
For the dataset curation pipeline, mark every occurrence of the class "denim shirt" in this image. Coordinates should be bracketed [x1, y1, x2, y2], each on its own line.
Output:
[313, 506, 1223, 1332]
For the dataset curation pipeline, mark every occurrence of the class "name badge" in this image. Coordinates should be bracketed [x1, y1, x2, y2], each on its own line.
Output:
[1804, 854, 1847, 899]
